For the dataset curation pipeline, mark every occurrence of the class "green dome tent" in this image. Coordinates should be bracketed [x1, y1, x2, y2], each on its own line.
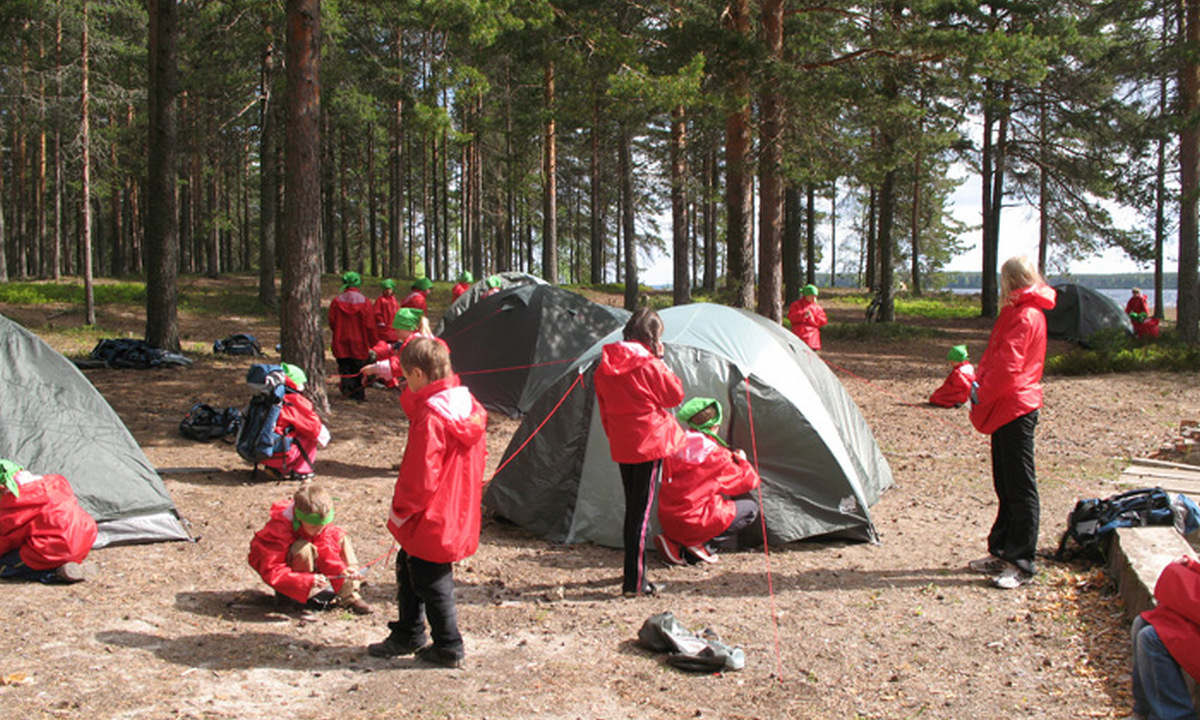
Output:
[1043, 283, 1134, 347]
[438, 283, 630, 418]
[0, 314, 189, 547]
[435, 271, 547, 335]
[483, 303, 893, 547]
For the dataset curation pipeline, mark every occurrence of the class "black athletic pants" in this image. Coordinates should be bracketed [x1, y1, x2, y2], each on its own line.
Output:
[619, 459, 663, 595]
[388, 549, 463, 659]
[988, 410, 1039, 575]
[336, 357, 366, 400]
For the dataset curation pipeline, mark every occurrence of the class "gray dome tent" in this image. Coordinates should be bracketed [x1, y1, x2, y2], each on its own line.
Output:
[1043, 283, 1133, 346]
[0, 314, 189, 547]
[439, 284, 630, 418]
[436, 271, 547, 335]
[483, 303, 893, 547]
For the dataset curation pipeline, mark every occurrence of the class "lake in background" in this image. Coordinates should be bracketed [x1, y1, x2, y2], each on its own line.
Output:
[951, 287, 1176, 309]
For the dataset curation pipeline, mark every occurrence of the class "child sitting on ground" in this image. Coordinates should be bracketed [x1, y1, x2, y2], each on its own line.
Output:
[368, 337, 488, 668]
[362, 309, 433, 389]
[258, 363, 330, 482]
[928, 345, 976, 408]
[654, 398, 761, 566]
[247, 482, 371, 614]
[0, 458, 97, 584]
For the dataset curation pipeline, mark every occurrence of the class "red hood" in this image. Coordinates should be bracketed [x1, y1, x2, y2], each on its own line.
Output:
[405, 375, 487, 446]
[599, 340, 655, 376]
[1009, 282, 1056, 311]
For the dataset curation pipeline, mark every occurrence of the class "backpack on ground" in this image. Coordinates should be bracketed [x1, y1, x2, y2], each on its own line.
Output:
[1054, 487, 1178, 562]
[235, 364, 309, 478]
[213, 334, 263, 356]
[179, 404, 243, 442]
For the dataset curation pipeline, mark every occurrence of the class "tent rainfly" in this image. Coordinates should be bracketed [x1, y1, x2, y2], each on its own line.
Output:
[483, 303, 893, 548]
[0, 314, 189, 547]
[439, 284, 630, 418]
[1043, 283, 1134, 347]
[435, 271, 547, 335]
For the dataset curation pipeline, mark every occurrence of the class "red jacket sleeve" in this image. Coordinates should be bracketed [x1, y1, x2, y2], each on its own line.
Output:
[392, 411, 445, 521]
[716, 453, 761, 498]
[279, 394, 323, 443]
[248, 516, 315, 603]
[974, 313, 1035, 408]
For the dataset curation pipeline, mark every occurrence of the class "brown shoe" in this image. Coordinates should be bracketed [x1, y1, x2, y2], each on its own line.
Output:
[341, 596, 373, 615]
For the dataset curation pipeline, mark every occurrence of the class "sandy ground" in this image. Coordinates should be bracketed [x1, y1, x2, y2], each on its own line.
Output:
[1, 280, 1195, 719]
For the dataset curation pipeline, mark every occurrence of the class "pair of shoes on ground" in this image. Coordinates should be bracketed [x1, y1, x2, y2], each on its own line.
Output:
[622, 580, 666, 599]
[653, 534, 717, 567]
[969, 556, 1034, 589]
[367, 637, 462, 668]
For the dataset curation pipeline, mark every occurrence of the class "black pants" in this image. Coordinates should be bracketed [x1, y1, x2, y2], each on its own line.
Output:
[619, 459, 663, 594]
[336, 357, 366, 400]
[388, 549, 462, 658]
[988, 410, 1039, 575]
[710, 497, 760, 551]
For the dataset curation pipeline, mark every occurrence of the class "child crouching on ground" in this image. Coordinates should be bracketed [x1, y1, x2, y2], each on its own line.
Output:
[368, 336, 488, 668]
[248, 482, 371, 614]
[929, 345, 976, 408]
[655, 398, 760, 566]
[0, 459, 97, 584]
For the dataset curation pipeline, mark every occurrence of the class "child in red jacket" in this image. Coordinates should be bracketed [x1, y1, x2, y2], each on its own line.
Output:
[0, 459, 97, 584]
[594, 306, 685, 597]
[787, 284, 828, 350]
[929, 345, 976, 408]
[1131, 555, 1200, 719]
[450, 271, 473, 302]
[362, 309, 433, 389]
[258, 364, 329, 481]
[248, 482, 370, 614]
[374, 279, 401, 344]
[401, 277, 433, 311]
[367, 337, 488, 668]
[329, 271, 376, 401]
[655, 398, 760, 566]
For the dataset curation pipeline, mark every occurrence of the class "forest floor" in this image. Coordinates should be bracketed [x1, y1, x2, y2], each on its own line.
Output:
[1, 276, 1193, 720]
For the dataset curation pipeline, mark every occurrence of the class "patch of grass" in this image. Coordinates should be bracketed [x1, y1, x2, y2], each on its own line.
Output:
[0, 281, 145, 305]
[839, 292, 978, 319]
[1045, 328, 1200, 375]
[823, 321, 947, 342]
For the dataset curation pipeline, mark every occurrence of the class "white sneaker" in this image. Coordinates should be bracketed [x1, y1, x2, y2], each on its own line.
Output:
[993, 564, 1034, 589]
[653, 534, 686, 566]
[686, 544, 718, 564]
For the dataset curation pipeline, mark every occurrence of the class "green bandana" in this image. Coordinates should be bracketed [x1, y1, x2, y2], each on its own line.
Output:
[293, 506, 335, 532]
[947, 345, 968, 363]
[486, 275, 503, 288]
[677, 398, 727, 447]
[341, 271, 362, 290]
[0, 459, 22, 498]
[281, 362, 307, 388]
[394, 307, 424, 331]
[457, 271, 473, 284]
[413, 277, 433, 291]
[381, 279, 396, 290]
[802, 284, 818, 297]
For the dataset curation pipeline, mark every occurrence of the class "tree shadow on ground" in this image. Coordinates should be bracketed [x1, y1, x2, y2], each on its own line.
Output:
[96, 628, 387, 672]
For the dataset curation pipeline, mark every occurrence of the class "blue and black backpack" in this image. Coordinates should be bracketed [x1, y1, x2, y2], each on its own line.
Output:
[1054, 487, 1198, 562]
[235, 364, 309, 478]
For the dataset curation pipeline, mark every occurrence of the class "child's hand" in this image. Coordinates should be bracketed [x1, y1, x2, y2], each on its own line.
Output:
[309, 573, 332, 597]
[361, 364, 378, 378]
[733, 448, 747, 462]
[345, 567, 366, 582]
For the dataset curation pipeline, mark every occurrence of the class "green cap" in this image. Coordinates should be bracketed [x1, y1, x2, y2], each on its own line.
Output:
[677, 398, 727, 447]
[413, 277, 434, 291]
[0, 459, 22, 498]
[381, 279, 396, 290]
[802, 284, 818, 297]
[486, 275, 503, 288]
[341, 271, 362, 290]
[947, 345, 968, 363]
[393, 307, 424, 332]
[281, 362, 307, 388]
[457, 271, 474, 284]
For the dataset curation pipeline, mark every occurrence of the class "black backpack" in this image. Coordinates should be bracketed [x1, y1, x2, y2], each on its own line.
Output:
[1054, 487, 1176, 562]
[235, 364, 310, 479]
[213, 334, 263, 356]
[179, 404, 243, 442]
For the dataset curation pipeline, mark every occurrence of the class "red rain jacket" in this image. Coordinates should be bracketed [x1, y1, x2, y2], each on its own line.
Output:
[660, 432, 760, 547]
[1143, 555, 1200, 683]
[374, 292, 401, 344]
[1126, 293, 1150, 316]
[247, 499, 350, 603]
[276, 378, 323, 445]
[969, 283, 1056, 435]
[328, 288, 375, 359]
[0, 472, 97, 570]
[387, 376, 488, 563]
[451, 282, 471, 302]
[929, 362, 976, 408]
[594, 340, 686, 464]
[400, 289, 428, 312]
[787, 297, 828, 350]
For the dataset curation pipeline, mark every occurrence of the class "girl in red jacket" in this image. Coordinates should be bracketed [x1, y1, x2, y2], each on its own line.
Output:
[1132, 555, 1200, 720]
[362, 309, 433, 389]
[329, 271, 376, 401]
[594, 306, 685, 597]
[374, 279, 401, 344]
[258, 364, 328, 481]
[928, 345, 976, 408]
[451, 271, 473, 302]
[247, 483, 370, 614]
[368, 337, 487, 668]
[655, 398, 760, 566]
[401, 276, 433, 311]
[787, 284, 828, 350]
[967, 256, 1056, 590]
[0, 459, 96, 584]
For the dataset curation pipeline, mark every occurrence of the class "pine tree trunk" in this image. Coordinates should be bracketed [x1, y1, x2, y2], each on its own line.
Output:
[805, 185, 817, 286]
[145, 0, 180, 350]
[258, 21, 278, 307]
[783, 185, 801, 304]
[620, 124, 638, 311]
[589, 89, 604, 284]
[1179, 0, 1200, 343]
[81, 2, 95, 325]
[542, 59, 558, 284]
[672, 105, 690, 306]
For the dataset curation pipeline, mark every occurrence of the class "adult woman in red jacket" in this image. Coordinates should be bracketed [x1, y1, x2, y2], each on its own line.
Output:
[594, 306, 685, 597]
[968, 256, 1056, 590]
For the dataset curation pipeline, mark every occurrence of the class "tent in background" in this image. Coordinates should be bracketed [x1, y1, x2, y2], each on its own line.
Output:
[439, 284, 630, 417]
[1043, 283, 1134, 346]
[436, 271, 546, 334]
[483, 303, 893, 548]
[0, 314, 189, 547]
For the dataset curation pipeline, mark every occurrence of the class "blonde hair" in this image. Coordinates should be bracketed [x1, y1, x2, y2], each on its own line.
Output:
[1000, 255, 1041, 300]
[294, 483, 334, 517]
